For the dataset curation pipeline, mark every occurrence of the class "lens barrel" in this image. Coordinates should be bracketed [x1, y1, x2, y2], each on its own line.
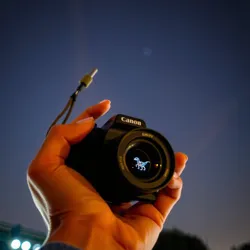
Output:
[117, 128, 175, 193]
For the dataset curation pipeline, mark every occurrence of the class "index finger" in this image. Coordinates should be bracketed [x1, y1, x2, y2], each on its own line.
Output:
[71, 99, 111, 123]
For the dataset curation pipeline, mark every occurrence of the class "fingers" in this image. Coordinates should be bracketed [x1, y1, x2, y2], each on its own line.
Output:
[32, 100, 111, 169]
[122, 152, 188, 231]
[173, 152, 188, 176]
[166, 173, 183, 190]
[153, 152, 188, 220]
[29, 118, 95, 172]
[152, 177, 183, 220]
[71, 99, 111, 123]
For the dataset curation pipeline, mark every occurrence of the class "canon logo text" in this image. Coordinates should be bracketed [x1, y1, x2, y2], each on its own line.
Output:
[121, 117, 142, 126]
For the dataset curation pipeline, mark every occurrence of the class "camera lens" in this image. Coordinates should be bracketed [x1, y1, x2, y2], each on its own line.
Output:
[125, 140, 162, 180]
[117, 128, 175, 196]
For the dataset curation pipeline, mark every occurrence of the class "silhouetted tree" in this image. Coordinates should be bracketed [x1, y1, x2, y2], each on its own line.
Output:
[231, 242, 250, 250]
[153, 228, 209, 250]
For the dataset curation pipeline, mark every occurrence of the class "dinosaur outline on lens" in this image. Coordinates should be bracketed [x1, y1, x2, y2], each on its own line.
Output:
[133, 157, 150, 171]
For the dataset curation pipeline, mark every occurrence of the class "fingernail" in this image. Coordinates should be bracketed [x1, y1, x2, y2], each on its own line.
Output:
[77, 117, 94, 124]
[173, 172, 179, 178]
[183, 153, 188, 163]
[99, 99, 111, 105]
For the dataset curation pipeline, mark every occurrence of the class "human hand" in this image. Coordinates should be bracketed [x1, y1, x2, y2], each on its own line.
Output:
[27, 99, 188, 250]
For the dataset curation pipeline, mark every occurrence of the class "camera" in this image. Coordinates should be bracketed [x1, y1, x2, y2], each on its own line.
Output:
[65, 114, 175, 204]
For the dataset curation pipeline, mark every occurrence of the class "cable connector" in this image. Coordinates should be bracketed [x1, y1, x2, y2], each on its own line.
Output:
[79, 68, 98, 88]
[46, 68, 98, 135]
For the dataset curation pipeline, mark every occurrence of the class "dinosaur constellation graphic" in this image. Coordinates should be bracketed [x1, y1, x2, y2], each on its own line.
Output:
[133, 157, 150, 171]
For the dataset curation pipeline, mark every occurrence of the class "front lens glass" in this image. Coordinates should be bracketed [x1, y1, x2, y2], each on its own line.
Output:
[125, 140, 162, 179]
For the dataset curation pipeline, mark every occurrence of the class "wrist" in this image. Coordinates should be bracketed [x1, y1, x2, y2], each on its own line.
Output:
[46, 215, 122, 250]
[46, 216, 100, 249]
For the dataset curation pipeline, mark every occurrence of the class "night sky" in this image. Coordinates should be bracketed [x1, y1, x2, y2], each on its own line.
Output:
[1, 1, 250, 250]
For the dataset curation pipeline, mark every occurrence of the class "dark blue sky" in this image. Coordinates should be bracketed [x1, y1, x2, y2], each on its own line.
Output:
[1, 1, 250, 249]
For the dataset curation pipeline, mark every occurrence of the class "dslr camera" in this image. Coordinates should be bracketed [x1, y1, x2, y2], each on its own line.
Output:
[66, 114, 175, 204]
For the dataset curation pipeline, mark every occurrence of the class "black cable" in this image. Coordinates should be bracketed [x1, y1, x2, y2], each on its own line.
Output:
[46, 90, 83, 135]
[62, 97, 76, 124]
[46, 98, 72, 135]
[46, 68, 98, 136]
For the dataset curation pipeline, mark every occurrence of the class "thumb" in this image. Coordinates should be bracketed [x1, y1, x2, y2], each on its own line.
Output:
[40, 117, 95, 161]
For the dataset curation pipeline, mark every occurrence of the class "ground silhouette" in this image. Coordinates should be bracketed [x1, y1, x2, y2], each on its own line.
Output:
[231, 243, 250, 250]
[153, 228, 209, 250]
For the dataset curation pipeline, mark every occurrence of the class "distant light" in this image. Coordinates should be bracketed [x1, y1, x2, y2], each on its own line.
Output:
[143, 47, 152, 56]
[21, 241, 31, 250]
[33, 244, 41, 250]
[11, 239, 21, 249]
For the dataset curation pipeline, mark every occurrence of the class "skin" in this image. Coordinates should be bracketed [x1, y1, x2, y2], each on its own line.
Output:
[27, 99, 188, 250]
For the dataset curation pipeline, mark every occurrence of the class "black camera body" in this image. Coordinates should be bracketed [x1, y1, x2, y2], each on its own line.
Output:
[65, 114, 175, 204]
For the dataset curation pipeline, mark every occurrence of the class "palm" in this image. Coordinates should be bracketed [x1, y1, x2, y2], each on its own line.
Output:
[28, 101, 187, 250]
[108, 203, 163, 250]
